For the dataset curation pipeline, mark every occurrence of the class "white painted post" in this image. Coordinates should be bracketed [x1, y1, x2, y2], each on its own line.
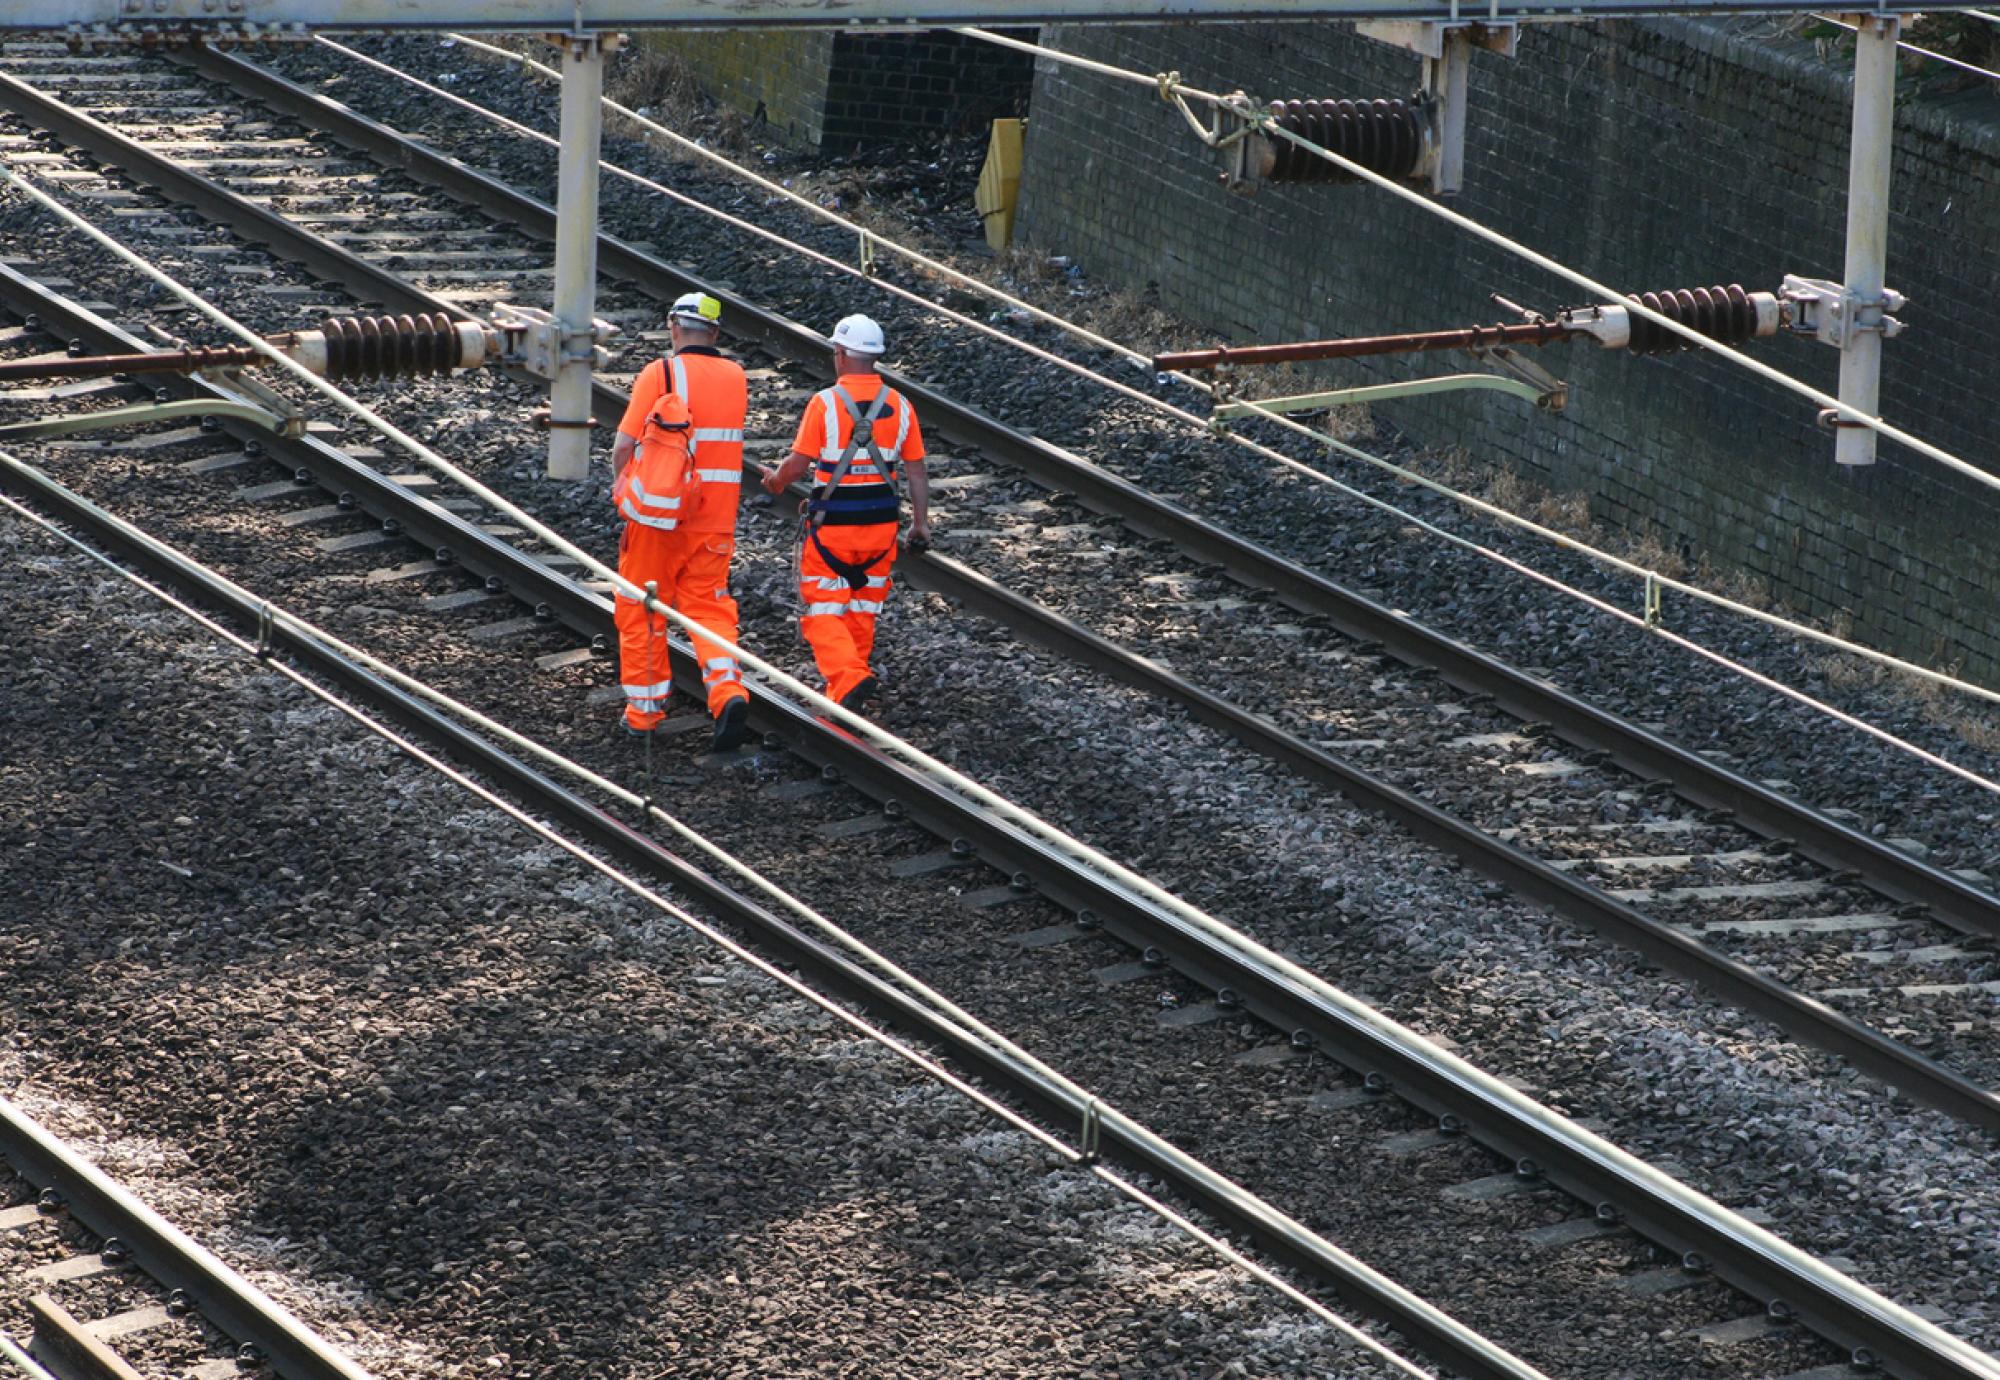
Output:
[1835, 13, 1897, 467]
[548, 32, 606, 481]
[1435, 26, 1470, 197]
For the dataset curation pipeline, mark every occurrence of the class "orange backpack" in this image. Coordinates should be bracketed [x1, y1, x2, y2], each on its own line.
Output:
[613, 392, 698, 530]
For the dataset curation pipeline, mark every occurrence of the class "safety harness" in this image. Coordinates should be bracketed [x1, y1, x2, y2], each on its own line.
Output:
[802, 385, 903, 594]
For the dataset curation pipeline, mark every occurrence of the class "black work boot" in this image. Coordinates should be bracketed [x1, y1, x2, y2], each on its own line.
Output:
[710, 696, 751, 753]
[838, 676, 880, 714]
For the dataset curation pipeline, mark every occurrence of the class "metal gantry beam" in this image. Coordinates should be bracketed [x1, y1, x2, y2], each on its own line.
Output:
[0, 0, 1966, 32]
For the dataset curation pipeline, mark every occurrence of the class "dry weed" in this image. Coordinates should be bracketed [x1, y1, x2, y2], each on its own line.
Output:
[1621, 530, 1689, 581]
[1532, 490, 1591, 532]
[607, 40, 707, 120]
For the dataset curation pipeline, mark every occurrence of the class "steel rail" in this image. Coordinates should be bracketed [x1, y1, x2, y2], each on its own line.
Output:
[897, 547, 2000, 1136]
[9, 136, 1991, 1148]
[6, 68, 1998, 1375]
[0, 453, 1541, 1380]
[2, 277, 1992, 1380]
[179, 45, 2000, 951]
[0, 1098, 376, 1380]
[0, 65, 634, 433]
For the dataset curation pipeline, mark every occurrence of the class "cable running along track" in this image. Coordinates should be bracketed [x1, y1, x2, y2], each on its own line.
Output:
[3, 287, 1994, 1380]
[8, 43, 1997, 1140]
[2, 43, 1999, 1380]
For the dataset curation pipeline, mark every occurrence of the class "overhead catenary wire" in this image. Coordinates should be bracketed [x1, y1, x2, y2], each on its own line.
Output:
[410, 33, 2000, 722]
[7, 168, 1959, 1373]
[954, 26, 2000, 504]
[11, 75, 2000, 1375]
[368, 39, 2000, 746]
[0, 478, 1465, 1380]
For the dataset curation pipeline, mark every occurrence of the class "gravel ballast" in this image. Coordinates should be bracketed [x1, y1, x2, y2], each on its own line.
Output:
[2, 44, 1998, 1378]
[0, 507, 1397, 1380]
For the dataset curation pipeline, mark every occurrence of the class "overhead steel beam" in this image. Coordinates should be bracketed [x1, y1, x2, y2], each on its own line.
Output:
[2, 0, 1961, 33]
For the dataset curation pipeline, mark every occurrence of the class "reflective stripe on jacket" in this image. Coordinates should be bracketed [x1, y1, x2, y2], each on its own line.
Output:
[809, 382, 910, 527]
[613, 392, 695, 530]
[618, 348, 748, 534]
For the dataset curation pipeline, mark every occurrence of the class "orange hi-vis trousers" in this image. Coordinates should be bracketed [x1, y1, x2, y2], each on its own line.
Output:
[798, 521, 897, 704]
[616, 523, 746, 730]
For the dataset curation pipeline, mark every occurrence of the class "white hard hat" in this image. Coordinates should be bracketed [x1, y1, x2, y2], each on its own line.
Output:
[670, 291, 722, 327]
[829, 313, 886, 356]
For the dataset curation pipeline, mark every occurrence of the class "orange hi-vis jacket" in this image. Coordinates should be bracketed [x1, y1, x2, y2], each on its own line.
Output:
[617, 347, 749, 535]
[794, 375, 925, 527]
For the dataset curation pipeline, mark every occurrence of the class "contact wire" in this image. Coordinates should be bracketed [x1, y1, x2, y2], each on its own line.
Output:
[394, 37, 2000, 729]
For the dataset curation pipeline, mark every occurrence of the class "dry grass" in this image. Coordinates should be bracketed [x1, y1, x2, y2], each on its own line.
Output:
[1804, 640, 2000, 753]
[990, 246, 1205, 357]
[605, 39, 707, 120]
[1402, 445, 1796, 616]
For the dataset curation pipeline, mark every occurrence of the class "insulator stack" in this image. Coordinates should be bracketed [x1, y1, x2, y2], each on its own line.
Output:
[316, 313, 467, 381]
[1622, 284, 1763, 356]
[1265, 99, 1426, 182]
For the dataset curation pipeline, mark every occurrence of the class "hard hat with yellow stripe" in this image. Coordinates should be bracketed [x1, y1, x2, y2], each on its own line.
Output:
[670, 292, 723, 328]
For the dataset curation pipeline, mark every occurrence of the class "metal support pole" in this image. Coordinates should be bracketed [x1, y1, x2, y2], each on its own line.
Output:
[548, 32, 606, 481]
[1835, 13, 1897, 468]
[1430, 28, 1470, 197]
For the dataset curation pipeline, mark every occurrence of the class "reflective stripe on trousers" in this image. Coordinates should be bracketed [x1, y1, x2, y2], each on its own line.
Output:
[797, 521, 897, 705]
[621, 678, 674, 714]
[616, 523, 746, 725]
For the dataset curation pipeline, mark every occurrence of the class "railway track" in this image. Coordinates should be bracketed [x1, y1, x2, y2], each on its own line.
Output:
[5, 41, 1996, 1137]
[0, 1097, 371, 1380]
[0, 38, 1997, 1380]
[0, 290, 1963, 1380]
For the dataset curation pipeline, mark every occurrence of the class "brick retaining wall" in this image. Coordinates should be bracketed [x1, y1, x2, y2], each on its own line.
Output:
[1014, 20, 2000, 683]
[649, 29, 1033, 150]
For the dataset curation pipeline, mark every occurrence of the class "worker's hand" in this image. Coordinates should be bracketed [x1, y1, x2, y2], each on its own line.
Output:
[904, 518, 932, 555]
[760, 466, 787, 496]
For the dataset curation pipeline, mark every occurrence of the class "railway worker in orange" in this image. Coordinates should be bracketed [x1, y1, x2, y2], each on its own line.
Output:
[760, 313, 931, 713]
[610, 291, 752, 752]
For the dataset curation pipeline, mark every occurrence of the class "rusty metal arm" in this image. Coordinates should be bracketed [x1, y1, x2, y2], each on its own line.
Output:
[0, 345, 264, 383]
[1156, 319, 1576, 371]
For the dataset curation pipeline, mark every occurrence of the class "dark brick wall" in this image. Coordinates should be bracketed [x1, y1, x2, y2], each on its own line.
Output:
[1015, 20, 2000, 683]
[649, 29, 1035, 151]
[822, 29, 1035, 148]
